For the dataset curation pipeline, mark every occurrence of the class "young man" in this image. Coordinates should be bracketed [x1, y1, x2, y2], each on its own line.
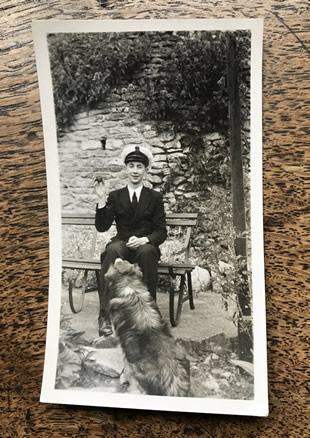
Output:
[95, 145, 167, 336]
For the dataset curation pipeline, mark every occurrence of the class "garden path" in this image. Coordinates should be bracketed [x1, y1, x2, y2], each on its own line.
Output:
[61, 285, 237, 342]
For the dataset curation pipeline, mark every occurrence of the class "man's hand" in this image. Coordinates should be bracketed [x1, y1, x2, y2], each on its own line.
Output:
[126, 236, 149, 249]
[94, 177, 109, 207]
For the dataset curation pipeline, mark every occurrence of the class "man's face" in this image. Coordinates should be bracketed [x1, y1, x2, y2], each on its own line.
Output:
[126, 161, 147, 187]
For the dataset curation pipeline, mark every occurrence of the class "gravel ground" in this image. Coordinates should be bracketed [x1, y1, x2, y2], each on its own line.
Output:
[61, 284, 237, 343]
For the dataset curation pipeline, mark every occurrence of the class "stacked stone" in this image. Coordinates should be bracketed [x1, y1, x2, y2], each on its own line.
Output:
[58, 94, 225, 213]
[57, 34, 227, 214]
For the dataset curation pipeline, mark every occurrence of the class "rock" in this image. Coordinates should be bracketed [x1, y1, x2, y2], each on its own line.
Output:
[105, 93, 121, 102]
[56, 342, 83, 388]
[219, 378, 230, 387]
[82, 347, 124, 378]
[153, 154, 167, 162]
[149, 175, 163, 184]
[221, 371, 232, 379]
[219, 261, 234, 274]
[212, 368, 224, 375]
[231, 359, 254, 376]
[204, 132, 221, 141]
[149, 168, 164, 175]
[144, 124, 153, 131]
[203, 355, 212, 365]
[75, 111, 88, 120]
[106, 138, 123, 150]
[107, 113, 127, 122]
[184, 192, 197, 199]
[121, 93, 134, 102]
[203, 376, 220, 391]
[92, 336, 120, 349]
[144, 130, 157, 139]
[172, 176, 186, 185]
[151, 146, 165, 154]
[61, 140, 79, 149]
[72, 176, 93, 188]
[100, 121, 118, 128]
[158, 130, 176, 143]
[191, 266, 212, 292]
[161, 139, 182, 150]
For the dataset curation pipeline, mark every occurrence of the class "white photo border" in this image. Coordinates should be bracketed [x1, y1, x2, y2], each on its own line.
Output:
[33, 18, 268, 416]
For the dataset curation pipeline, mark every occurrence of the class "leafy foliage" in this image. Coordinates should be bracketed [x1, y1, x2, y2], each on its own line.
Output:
[188, 337, 254, 399]
[141, 31, 250, 132]
[55, 314, 89, 389]
[142, 31, 226, 131]
[48, 30, 250, 137]
[170, 186, 253, 357]
[162, 134, 232, 193]
[48, 32, 150, 129]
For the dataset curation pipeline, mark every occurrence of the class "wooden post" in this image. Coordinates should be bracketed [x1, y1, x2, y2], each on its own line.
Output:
[226, 35, 252, 361]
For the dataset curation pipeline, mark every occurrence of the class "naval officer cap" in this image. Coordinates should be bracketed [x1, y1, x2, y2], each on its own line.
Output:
[121, 145, 153, 167]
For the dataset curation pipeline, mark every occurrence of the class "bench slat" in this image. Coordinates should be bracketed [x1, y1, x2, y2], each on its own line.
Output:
[165, 213, 198, 219]
[62, 213, 198, 219]
[62, 218, 197, 227]
[63, 218, 96, 226]
[62, 213, 198, 227]
[62, 259, 195, 274]
[63, 260, 100, 270]
[166, 219, 198, 226]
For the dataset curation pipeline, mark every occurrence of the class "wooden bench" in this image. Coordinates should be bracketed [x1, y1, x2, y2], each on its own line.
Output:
[62, 212, 198, 327]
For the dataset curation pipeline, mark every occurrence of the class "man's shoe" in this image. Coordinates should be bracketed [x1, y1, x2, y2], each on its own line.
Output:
[98, 316, 113, 337]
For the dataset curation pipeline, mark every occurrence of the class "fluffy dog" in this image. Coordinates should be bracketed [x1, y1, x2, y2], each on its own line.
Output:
[105, 258, 191, 397]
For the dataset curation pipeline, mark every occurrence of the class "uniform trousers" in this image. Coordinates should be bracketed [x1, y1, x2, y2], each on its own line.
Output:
[99, 239, 159, 324]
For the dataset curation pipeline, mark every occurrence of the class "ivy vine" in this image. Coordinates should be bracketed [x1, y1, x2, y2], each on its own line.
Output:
[48, 32, 150, 129]
[48, 30, 250, 135]
[48, 31, 250, 189]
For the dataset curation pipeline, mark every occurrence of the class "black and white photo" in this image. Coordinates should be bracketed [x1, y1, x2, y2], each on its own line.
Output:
[33, 19, 267, 416]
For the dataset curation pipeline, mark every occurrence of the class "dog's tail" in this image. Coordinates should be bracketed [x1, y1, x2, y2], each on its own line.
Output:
[159, 347, 191, 397]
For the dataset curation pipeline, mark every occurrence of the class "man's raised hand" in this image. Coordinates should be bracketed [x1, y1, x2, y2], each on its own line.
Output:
[94, 177, 109, 208]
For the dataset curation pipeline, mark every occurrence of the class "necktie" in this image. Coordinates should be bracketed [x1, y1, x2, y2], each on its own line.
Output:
[132, 191, 138, 211]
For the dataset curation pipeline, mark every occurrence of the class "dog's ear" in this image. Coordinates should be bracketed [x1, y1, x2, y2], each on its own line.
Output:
[132, 263, 143, 278]
[114, 258, 132, 274]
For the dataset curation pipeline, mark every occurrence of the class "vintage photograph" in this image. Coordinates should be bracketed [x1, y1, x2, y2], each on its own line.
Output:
[33, 19, 267, 415]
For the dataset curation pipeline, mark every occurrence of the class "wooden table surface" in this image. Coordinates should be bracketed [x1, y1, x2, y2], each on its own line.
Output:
[1, 1, 309, 436]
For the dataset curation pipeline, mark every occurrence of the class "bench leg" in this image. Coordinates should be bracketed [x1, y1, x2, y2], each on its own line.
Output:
[187, 271, 195, 310]
[169, 274, 186, 327]
[68, 269, 88, 313]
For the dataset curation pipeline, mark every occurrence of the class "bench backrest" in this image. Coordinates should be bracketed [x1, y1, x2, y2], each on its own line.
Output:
[62, 212, 198, 263]
[61, 213, 198, 227]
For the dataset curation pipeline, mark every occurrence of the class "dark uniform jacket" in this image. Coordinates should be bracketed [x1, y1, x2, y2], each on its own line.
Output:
[95, 186, 167, 247]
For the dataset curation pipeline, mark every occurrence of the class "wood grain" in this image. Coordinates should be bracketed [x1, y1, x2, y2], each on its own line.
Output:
[1, 0, 309, 436]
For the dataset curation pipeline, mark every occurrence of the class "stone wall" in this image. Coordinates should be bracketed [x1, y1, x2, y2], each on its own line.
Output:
[58, 85, 225, 213]
[57, 34, 229, 213]
[55, 31, 253, 214]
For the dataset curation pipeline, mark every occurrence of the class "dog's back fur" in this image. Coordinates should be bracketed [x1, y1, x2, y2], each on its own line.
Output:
[105, 259, 191, 397]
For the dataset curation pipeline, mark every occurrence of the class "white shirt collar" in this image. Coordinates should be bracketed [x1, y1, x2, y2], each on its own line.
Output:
[128, 185, 143, 201]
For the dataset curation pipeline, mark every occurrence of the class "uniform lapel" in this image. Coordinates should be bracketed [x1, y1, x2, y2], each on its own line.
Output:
[119, 187, 132, 214]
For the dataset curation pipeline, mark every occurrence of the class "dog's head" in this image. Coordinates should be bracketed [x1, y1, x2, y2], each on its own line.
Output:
[105, 259, 143, 300]
[105, 258, 142, 280]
